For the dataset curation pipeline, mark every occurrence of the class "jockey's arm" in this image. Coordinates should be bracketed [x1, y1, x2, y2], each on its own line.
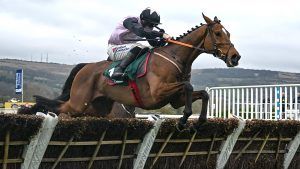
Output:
[123, 18, 163, 39]
[123, 17, 166, 47]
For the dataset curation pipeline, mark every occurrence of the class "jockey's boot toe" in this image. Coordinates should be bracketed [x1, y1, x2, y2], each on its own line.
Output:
[111, 67, 125, 80]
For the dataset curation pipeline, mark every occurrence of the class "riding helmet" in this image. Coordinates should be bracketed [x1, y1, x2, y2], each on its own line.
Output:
[140, 8, 161, 25]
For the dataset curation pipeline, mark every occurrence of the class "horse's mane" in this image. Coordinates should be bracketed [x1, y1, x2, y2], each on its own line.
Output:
[175, 23, 204, 40]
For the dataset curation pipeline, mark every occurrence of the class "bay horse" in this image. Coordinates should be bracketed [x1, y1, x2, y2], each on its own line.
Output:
[35, 14, 241, 128]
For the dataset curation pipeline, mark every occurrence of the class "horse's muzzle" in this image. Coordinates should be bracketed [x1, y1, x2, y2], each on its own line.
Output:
[229, 54, 240, 67]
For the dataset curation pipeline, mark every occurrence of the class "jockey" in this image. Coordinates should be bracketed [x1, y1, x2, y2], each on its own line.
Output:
[107, 7, 171, 80]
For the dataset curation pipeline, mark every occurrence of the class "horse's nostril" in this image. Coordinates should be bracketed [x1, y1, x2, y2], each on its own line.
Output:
[230, 54, 240, 65]
[232, 55, 240, 62]
[236, 55, 241, 61]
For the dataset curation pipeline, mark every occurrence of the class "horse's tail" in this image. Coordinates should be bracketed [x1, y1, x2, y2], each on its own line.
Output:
[34, 95, 63, 114]
[55, 63, 88, 101]
[17, 104, 45, 115]
[19, 63, 87, 115]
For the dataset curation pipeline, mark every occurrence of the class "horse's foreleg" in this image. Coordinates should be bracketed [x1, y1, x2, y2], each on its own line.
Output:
[194, 90, 209, 124]
[171, 90, 209, 127]
[177, 82, 194, 130]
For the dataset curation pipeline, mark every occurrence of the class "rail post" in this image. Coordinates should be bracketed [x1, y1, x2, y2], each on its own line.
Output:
[283, 130, 300, 169]
[21, 112, 58, 169]
[133, 115, 163, 169]
[216, 116, 246, 169]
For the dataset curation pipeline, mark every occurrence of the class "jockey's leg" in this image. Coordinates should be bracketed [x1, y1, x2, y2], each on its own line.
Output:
[111, 46, 142, 80]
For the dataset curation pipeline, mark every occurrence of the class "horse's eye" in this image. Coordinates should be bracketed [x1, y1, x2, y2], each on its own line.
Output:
[215, 32, 221, 37]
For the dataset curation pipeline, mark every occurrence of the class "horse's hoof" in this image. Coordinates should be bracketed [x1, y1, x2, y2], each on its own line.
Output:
[189, 125, 198, 134]
[197, 118, 207, 125]
[175, 122, 186, 132]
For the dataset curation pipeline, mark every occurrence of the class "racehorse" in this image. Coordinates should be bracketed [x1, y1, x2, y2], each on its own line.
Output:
[35, 14, 241, 129]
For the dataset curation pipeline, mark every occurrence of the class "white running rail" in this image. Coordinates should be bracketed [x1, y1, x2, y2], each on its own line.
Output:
[206, 84, 300, 120]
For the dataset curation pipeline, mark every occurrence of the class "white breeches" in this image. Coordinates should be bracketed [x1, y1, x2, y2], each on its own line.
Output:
[107, 43, 147, 61]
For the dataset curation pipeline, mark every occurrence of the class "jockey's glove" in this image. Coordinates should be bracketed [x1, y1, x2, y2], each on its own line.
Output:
[149, 30, 164, 38]
[159, 28, 165, 33]
[163, 33, 172, 40]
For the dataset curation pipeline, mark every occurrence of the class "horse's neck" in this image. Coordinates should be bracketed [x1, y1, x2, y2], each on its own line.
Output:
[165, 25, 207, 75]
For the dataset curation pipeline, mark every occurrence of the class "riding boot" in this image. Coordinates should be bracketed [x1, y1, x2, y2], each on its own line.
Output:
[111, 51, 137, 80]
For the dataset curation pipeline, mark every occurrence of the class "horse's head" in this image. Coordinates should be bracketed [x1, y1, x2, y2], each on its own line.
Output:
[202, 13, 241, 67]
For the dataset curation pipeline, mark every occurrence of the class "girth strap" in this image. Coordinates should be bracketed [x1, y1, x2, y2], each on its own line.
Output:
[128, 80, 144, 108]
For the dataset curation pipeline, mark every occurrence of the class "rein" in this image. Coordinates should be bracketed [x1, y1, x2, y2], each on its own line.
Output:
[166, 39, 206, 52]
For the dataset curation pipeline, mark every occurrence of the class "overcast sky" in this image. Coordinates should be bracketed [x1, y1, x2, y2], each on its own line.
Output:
[0, 0, 300, 73]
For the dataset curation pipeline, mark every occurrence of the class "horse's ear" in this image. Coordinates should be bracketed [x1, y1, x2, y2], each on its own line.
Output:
[202, 13, 213, 24]
[214, 16, 221, 23]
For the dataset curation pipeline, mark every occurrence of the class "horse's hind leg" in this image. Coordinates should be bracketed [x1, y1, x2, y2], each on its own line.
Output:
[91, 96, 114, 118]
[58, 100, 77, 118]
[59, 69, 100, 116]
[109, 103, 136, 118]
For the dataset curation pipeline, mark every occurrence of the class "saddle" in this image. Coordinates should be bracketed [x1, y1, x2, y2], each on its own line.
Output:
[103, 50, 151, 86]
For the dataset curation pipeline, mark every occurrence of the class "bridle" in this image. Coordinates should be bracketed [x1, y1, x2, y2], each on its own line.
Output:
[205, 23, 234, 62]
[165, 22, 234, 62]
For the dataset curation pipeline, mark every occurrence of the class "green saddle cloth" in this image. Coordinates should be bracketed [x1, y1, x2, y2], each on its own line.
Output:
[103, 52, 149, 85]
